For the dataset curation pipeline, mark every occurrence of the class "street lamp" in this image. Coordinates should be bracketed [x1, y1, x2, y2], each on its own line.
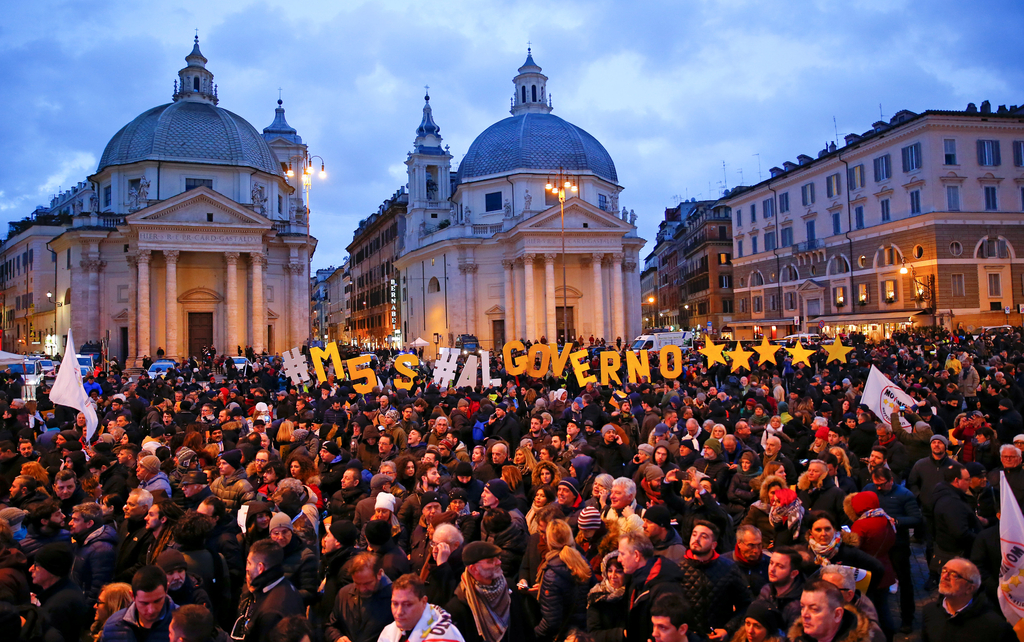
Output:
[286, 153, 326, 340]
[547, 168, 577, 345]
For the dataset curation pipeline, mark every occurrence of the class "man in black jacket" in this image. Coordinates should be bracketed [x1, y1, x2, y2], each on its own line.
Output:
[30, 543, 89, 642]
[115, 488, 155, 582]
[921, 558, 1015, 642]
[676, 520, 752, 638]
[929, 464, 981, 572]
[447, 541, 531, 642]
[240, 540, 303, 642]
[618, 531, 685, 642]
[324, 552, 393, 642]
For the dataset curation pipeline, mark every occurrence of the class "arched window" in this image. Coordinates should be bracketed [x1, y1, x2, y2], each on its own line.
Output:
[64, 288, 71, 304]
[427, 277, 440, 293]
[782, 265, 798, 282]
[531, 85, 537, 102]
[521, 86, 526, 104]
[830, 256, 850, 274]
[193, 77, 200, 92]
[752, 271, 765, 286]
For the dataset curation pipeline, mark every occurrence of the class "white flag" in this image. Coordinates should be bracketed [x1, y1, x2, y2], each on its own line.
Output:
[49, 329, 98, 441]
[999, 472, 1024, 624]
[861, 365, 915, 429]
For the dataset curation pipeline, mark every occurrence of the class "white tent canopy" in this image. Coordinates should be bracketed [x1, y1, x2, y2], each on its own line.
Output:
[408, 337, 430, 347]
[0, 351, 25, 367]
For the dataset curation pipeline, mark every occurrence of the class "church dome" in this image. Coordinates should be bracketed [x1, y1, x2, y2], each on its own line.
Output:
[457, 113, 617, 183]
[97, 101, 283, 176]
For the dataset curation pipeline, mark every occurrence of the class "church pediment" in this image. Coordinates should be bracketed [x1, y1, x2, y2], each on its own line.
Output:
[179, 287, 223, 303]
[127, 186, 273, 229]
[516, 198, 631, 232]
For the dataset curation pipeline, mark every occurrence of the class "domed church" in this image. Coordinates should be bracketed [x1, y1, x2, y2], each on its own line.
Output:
[50, 37, 316, 365]
[395, 50, 645, 349]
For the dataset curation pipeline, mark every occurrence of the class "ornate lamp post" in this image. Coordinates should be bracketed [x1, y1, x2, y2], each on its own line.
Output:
[547, 168, 577, 345]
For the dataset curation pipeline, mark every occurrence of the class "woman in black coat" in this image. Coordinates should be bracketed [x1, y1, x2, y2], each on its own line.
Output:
[585, 551, 627, 642]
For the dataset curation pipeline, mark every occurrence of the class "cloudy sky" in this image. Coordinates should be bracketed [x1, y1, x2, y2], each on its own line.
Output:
[2, 0, 1022, 270]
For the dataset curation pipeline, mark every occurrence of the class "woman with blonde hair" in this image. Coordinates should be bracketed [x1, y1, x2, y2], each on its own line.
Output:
[91, 582, 134, 641]
[276, 420, 295, 459]
[515, 445, 538, 479]
[828, 447, 858, 494]
[534, 519, 592, 641]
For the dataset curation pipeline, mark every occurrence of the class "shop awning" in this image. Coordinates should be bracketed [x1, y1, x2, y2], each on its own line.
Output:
[728, 318, 800, 328]
[812, 310, 926, 325]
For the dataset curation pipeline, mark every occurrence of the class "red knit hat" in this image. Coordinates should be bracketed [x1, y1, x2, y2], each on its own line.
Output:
[851, 491, 880, 515]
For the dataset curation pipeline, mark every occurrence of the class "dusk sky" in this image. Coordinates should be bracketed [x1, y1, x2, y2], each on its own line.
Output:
[2, 0, 1022, 270]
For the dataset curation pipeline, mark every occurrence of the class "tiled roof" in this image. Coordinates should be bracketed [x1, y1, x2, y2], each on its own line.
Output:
[457, 113, 617, 183]
[98, 101, 282, 176]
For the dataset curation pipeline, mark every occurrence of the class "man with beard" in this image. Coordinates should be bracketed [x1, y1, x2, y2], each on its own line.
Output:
[325, 552, 394, 642]
[69, 502, 117, 607]
[156, 549, 212, 611]
[446, 541, 529, 642]
[115, 488, 155, 582]
[676, 520, 752, 640]
[29, 543, 88, 642]
[921, 558, 1015, 640]
[20, 499, 71, 562]
[756, 547, 805, 628]
[9, 475, 49, 509]
[239, 540, 303, 642]
[0, 440, 27, 490]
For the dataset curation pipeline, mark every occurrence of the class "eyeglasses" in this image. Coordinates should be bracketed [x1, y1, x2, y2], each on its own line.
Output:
[940, 568, 967, 582]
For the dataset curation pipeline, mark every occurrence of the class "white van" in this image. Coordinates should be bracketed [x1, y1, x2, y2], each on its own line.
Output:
[630, 331, 694, 352]
[775, 333, 821, 345]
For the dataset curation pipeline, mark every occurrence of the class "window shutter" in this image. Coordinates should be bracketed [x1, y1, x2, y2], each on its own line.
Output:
[1014, 142, 1023, 167]
[902, 146, 910, 172]
[977, 140, 985, 166]
[994, 141, 1002, 166]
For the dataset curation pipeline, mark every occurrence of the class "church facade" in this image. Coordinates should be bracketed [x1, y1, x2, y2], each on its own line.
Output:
[394, 52, 646, 352]
[48, 38, 316, 365]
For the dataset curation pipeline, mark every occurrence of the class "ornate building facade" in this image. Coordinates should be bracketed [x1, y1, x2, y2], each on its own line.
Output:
[44, 38, 316, 364]
[393, 51, 646, 351]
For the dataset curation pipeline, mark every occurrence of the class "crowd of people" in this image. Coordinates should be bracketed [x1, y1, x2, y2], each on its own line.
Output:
[0, 326, 1021, 642]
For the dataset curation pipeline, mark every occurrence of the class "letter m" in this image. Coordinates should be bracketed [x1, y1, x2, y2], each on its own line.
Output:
[309, 342, 344, 384]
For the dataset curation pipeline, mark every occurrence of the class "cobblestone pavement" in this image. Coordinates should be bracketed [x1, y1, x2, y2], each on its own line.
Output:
[891, 543, 933, 642]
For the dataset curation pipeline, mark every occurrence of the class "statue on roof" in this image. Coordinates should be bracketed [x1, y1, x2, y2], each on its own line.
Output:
[138, 177, 150, 202]
[251, 183, 267, 216]
[630, 210, 637, 225]
[621, 206, 628, 221]
[523, 189, 532, 211]
[504, 199, 512, 218]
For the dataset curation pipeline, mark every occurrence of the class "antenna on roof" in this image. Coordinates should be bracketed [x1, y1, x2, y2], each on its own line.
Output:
[738, 168, 744, 185]
[833, 116, 840, 147]
[722, 161, 728, 191]
[879, 103, 885, 121]
[754, 153, 762, 182]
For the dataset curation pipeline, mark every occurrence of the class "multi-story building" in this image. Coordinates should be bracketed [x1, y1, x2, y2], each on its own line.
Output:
[678, 200, 733, 335]
[0, 208, 68, 355]
[310, 267, 335, 345]
[323, 258, 350, 344]
[726, 100, 1024, 340]
[348, 188, 406, 349]
[640, 252, 658, 330]
[651, 203, 687, 330]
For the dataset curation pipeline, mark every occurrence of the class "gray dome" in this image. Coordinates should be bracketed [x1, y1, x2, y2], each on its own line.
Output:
[457, 113, 617, 183]
[97, 101, 282, 176]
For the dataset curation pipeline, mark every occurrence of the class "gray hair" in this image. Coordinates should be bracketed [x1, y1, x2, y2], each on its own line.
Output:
[946, 558, 982, 589]
[812, 417, 829, 428]
[612, 477, 636, 499]
[618, 531, 654, 560]
[1000, 444, 1022, 457]
[379, 461, 397, 474]
[129, 488, 154, 509]
[432, 523, 464, 548]
[593, 473, 614, 492]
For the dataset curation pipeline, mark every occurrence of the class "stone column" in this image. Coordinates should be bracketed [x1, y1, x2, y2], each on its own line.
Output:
[623, 257, 638, 340]
[502, 259, 515, 341]
[523, 254, 536, 340]
[544, 254, 557, 342]
[225, 252, 239, 356]
[460, 263, 478, 336]
[136, 250, 151, 366]
[250, 252, 266, 354]
[126, 254, 138, 367]
[592, 253, 605, 340]
[83, 259, 100, 341]
[288, 262, 305, 347]
[164, 250, 179, 361]
[611, 252, 625, 342]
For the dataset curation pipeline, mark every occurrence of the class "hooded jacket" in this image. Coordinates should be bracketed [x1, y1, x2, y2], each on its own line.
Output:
[71, 522, 118, 606]
[796, 472, 848, 525]
[845, 493, 896, 586]
[930, 481, 981, 558]
[787, 604, 873, 642]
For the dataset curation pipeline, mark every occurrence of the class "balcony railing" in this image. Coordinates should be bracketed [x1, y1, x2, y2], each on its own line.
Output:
[794, 239, 821, 252]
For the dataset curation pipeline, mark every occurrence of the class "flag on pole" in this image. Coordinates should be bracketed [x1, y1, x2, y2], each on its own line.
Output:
[49, 329, 98, 442]
[998, 471, 1024, 624]
[861, 365, 916, 429]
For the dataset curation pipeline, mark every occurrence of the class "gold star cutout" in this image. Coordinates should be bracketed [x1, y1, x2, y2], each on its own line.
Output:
[786, 339, 816, 367]
[699, 339, 728, 367]
[753, 336, 780, 365]
[824, 337, 853, 364]
[726, 342, 754, 372]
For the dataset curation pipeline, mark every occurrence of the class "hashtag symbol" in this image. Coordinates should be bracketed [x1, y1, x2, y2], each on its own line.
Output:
[281, 348, 311, 386]
[432, 348, 460, 389]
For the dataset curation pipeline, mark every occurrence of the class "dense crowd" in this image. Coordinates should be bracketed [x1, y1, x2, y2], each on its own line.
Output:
[0, 326, 1022, 642]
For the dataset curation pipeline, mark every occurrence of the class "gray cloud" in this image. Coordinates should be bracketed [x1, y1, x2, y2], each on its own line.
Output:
[1, 0, 1021, 269]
